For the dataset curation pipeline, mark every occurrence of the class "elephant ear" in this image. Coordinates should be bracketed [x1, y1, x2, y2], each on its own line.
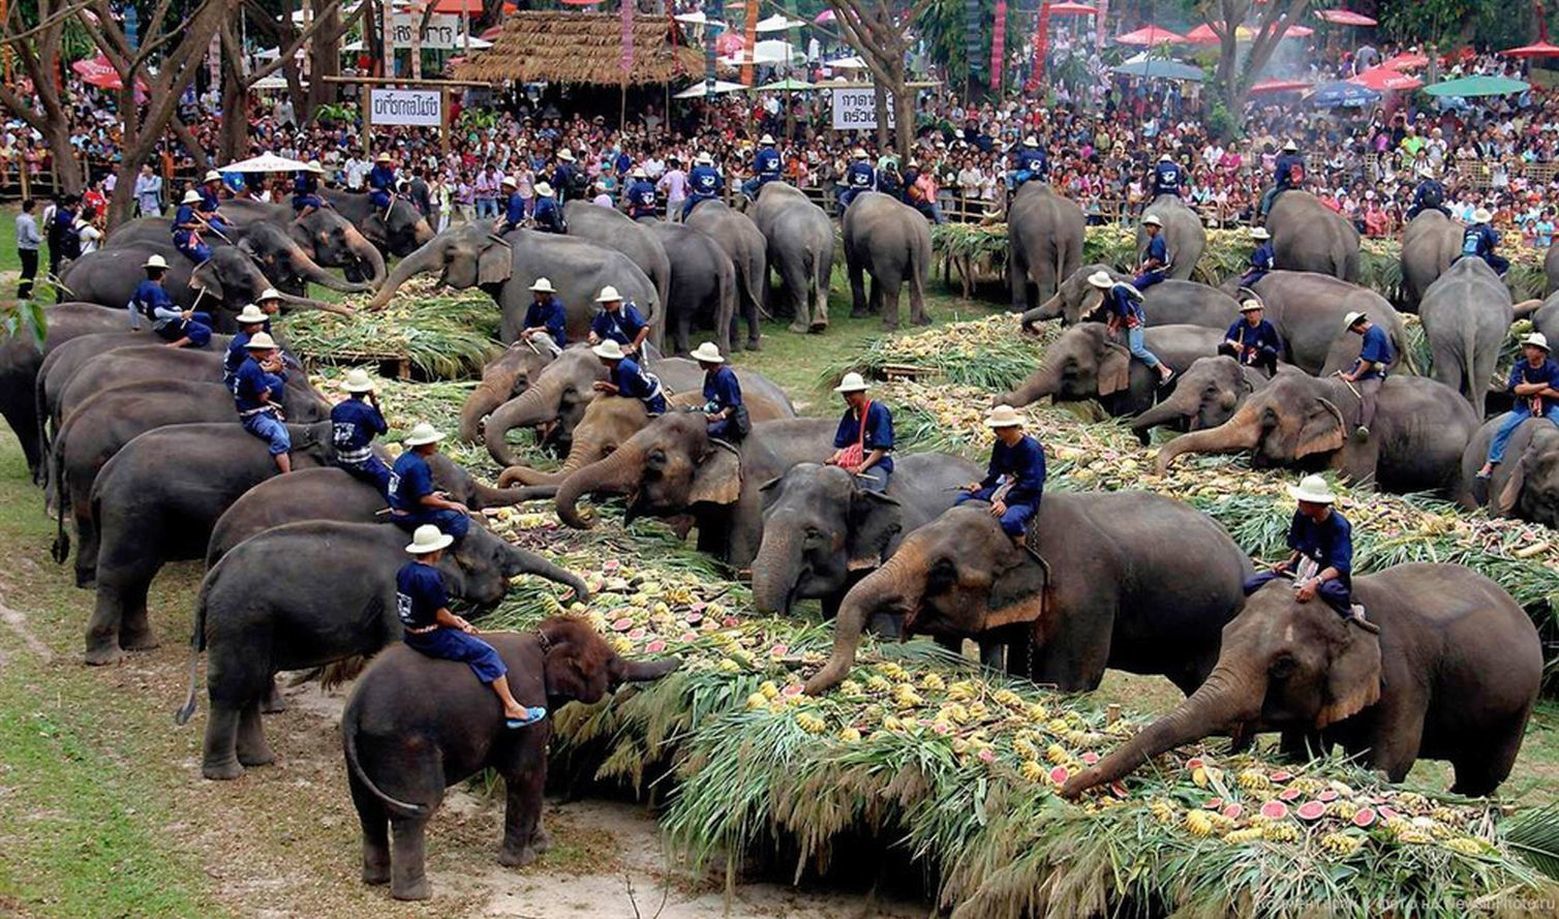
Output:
[1097, 341, 1132, 397]
[478, 235, 513, 286]
[757, 474, 785, 511]
[688, 442, 742, 506]
[1495, 455, 1528, 516]
[846, 489, 903, 570]
[1317, 627, 1382, 729]
[981, 550, 1051, 630]
[1295, 397, 1347, 459]
[190, 260, 226, 300]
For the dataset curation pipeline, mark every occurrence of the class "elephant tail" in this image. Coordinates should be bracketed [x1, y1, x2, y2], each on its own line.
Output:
[1461, 319, 1480, 402]
[342, 702, 429, 818]
[49, 443, 69, 566]
[174, 558, 222, 726]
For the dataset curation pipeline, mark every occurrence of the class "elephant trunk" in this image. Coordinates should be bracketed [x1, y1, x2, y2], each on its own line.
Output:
[997, 361, 1061, 409]
[617, 657, 682, 682]
[365, 238, 443, 311]
[1061, 661, 1264, 798]
[278, 290, 354, 318]
[803, 546, 924, 695]
[751, 527, 804, 617]
[483, 378, 569, 467]
[1131, 389, 1199, 436]
[470, 480, 556, 509]
[554, 442, 645, 530]
[345, 227, 387, 287]
[497, 465, 565, 488]
[1154, 405, 1261, 474]
[1021, 294, 1062, 330]
[458, 384, 506, 444]
[501, 543, 590, 601]
[1514, 298, 1544, 318]
[293, 244, 373, 293]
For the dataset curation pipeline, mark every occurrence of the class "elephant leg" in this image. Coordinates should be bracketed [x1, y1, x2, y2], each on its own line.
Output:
[1025, 600, 1114, 692]
[261, 677, 288, 714]
[120, 580, 159, 652]
[201, 703, 246, 780]
[497, 737, 548, 868]
[820, 592, 842, 622]
[349, 772, 392, 885]
[1361, 697, 1427, 784]
[1449, 720, 1524, 797]
[71, 497, 97, 588]
[867, 610, 902, 639]
[84, 577, 132, 665]
[908, 272, 929, 327]
[977, 637, 1005, 671]
[847, 259, 869, 318]
[236, 700, 277, 768]
[811, 254, 831, 329]
[782, 258, 811, 333]
[1008, 247, 1029, 312]
[1278, 729, 1325, 762]
[389, 816, 433, 900]
[675, 307, 692, 357]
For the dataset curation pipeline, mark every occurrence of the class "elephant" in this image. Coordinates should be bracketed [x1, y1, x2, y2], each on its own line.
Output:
[177, 523, 589, 782]
[1241, 271, 1410, 377]
[323, 188, 436, 259]
[684, 200, 767, 350]
[1021, 264, 1240, 330]
[1007, 183, 1085, 310]
[223, 198, 391, 285]
[1062, 564, 1542, 799]
[205, 458, 558, 566]
[0, 303, 127, 476]
[1525, 290, 1559, 344]
[1128, 355, 1271, 444]
[750, 455, 979, 619]
[803, 493, 1252, 696]
[1135, 194, 1205, 281]
[750, 181, 834, 332]
[456, 342, 557, 443]
[365, 222, 662, 349]
[996, 322, 1225, 417]
[842, 192, 932, 329]
[340, 617, 679, 899]
[1459, 417, 1559, 526]
[496, 370, 796, 490]
[1268, 190, 1360, 282]
[1400, 210, 1464, 310]
[1155, 369, 1479, 495]
[83, 421, 335, 664]
[49, 378, 332, 572]
[555, 415, 837, 569]
[563, 200, 671, 309]
[1418, 257, 1513, 417]
[639, 220, 738, 356]
[1547, 243, 1559, 297]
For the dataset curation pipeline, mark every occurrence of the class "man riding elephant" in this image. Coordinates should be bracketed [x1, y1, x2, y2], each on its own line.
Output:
[234, 332, 292, 474]
[171, 190, 213, 263]
[955, 405, 1046, 549]
[1149, 152, 1183, 198]
[1339, 310, 1394, 440]
[1219, 298, 1281, 375]
[1012, 136, 1048, 189]
[519, 277, 567, 356]
[1092, 271, 1176, 387]
[1240, 226, 1274, 288]
[691, 342, 744, 443]
[1242, 474, 1374, 631]
[331, 368, 392, 496]
[390, 422, 472, 540]
[825, 372, 894, 492]
[131, 254, 212, 348]
[591, 339, 665, 416]
[1259, 139, 1306, 220]
[1478, 332, 1559, 482]
[1458, 207, 1508, 276]
[1134, 214, 1170, 292]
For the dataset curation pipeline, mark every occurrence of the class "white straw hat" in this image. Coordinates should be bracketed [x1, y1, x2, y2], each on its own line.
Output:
[984, 405, 1025, 428]
[592, 340, 626, 360]
[1159, 152, 1174, 162]
[834, 372, 870, 393]
[1087, 270, 1115, 289]
[695, 152, 713, 165]
[405, 523, 454, 555]
[1240, 299, 1265, 313]
[501, 176, 517, 188]
[143, 254, 170, 270]
[376, 152, 392, 163]
[1522, 332, 1551, 352]
[1023, 136, 1039, 146]
[1249, 226, 1271, 240]
[690, 341, 725, 364]
[181, 190, 203, 204]
[596, 285, 623, 303]
[1343, 310, 1369, 330]
[533, 181, 554, 197]
[631, 167, 647, 178]
[852, 148, 868, 158]
[308, 160, 323, 173]
[244, 332, 278, 350]
[1142, 213, 1163, 227]
[759, 134, 775, 144]
[257, 287, 283, 303]
[1288, 474, 1336, 505]
[557, 148, 576, 162]
[530, 277, 556, 293]
[403, 421, 445, 446]
[204, 170, 223, 183]
[1283, 140, 1299, 152]
[340, 368, 377, 393]
[234, 304, 269, 325]
[1472, 207, 1493, 223]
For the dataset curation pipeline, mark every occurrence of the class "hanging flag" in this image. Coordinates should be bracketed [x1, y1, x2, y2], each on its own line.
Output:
[964, 0, 983, 82]
[990, 0, 1007, 91]
[1096, 0, 1108, 51]
[1027, 0, 1051, 92]
[621, 0, 634, 74]
[741, 0, 759, 84]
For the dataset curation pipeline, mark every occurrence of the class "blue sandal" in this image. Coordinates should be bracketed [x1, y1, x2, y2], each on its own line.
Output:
[506, 706, 548, 729]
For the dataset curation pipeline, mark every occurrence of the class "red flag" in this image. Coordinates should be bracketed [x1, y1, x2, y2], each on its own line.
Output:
[1028, 0, 1052, 92]
[990, 0, 1008, 92]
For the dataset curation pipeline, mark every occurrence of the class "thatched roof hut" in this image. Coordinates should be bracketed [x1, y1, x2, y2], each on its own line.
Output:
[453, 11, 705, 86]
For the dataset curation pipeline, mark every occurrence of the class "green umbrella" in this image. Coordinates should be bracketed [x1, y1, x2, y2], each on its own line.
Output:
[1422, 75, 1530, 97]
[757, 77, 816, 91]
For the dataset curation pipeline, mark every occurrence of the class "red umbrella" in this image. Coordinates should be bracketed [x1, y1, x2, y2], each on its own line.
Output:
[1186, 22, 1312, 44]
[1351, 65, 1422, 91]
[1502, 41, 1559, 58]
[716, 31, 745, 55]
[431, 0, 480, 12]
[1316, 9, 1377, 27]
[1250, 78, 1313, 93]
[1381, 51, 1428, 70]
[71, 54, 146, 91]
[1047, 2, 1098, 15]
[1115, 25, 1187, 46]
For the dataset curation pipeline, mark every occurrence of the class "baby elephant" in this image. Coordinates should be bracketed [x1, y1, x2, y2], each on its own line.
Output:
[342, 617, 679, 901]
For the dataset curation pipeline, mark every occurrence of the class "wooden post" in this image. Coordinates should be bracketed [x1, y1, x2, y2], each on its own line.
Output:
[441, 86, 450, 156]
[362, 88, 373, 154]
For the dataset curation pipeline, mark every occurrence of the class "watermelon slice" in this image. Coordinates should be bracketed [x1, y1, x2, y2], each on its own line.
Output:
[1352, 807, 1377, 828]
[611, 617, 634, 632]
[1260, 801, 1290, 820]
[1278, 787, 1303, 802]
[1204, 797, 1224, 810]
[1081, 751, 1100, 765]
[645, 639, 667, 654]
[1110, 780, 1129, 799]
[1378, 805, 1399, 821]
[1185, 757, 1204, 770]
[604, 559, 621, 571]
[1318, 790, 1339, 803]
[1268, 770, 1294, 783]
[1221, 803, 1244, 820]
[627, 627, 647, 640]
[1049, 765, 1070, 785]
[1296, 801, 1327, 821]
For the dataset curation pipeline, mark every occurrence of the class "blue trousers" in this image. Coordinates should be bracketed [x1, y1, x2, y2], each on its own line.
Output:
[404, 628, 507, 683]
[837, 187, 867, 214]
[242, 411, 291, 456]
[176, 239, 212, 263]
[1488, 408, 1558, 465]
[1244, 570, 1351, 616]
[338, 455, 392, 498]
[856, 465, 890, 493]
[1133, 269, 1166, 291]
[391, 506, 471, 541]
[156, 312, 213, 347]
[292, 193, 323, 213]
[956, 489, 1038, 537]
[682, 194, 715, 219]
[1238, 268, 1269, 289]
[740, 177, 769, 200]
[707, 416, 739, 441]
[1126, 326, 1162, 369]
[369, 190, 392, 209]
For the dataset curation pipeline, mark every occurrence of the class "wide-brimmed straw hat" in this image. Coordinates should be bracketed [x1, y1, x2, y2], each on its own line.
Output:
[1249, 226, 1271, 240]
[204, 170, 223, 183]
[376, 153, 392, 163]
[405, 524, 453, 555]
[403, 421, 445, 446]
[592, 340, 626, 361]
[1240, 299, 1265, 313]
[1522, 332, 1550, 352]
[257, 288, 283, 304]
[690, 342, 725, 364]
[1142, 213, 1163, 227]
[1343, 310, 1369, 330]
[181, 190, 203, 205]
[234, 304, 269, 325]
[340, 368, 377, 393]
[834, 372, 870, 393]
[530, 277, 556, 293]
[1087, 270, 1115, 289]
[1288, 474, 1336, 505]
[501, 176, 517, 188]
[984, 405, 1025, 428]
[1472, 207, 1493, 223]
[557, 148, 576, 162]
[244, 332, 278, 350]
[596, 285, 623, 303]
[533, 181, 554, 197]
[143, 254, 170, 270]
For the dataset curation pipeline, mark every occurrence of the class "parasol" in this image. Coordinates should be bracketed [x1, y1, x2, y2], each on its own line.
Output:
[755, 14, 806, 32]
[757, 77, 816, 91]
[1351, 66, 1423, 91]
[1315, 9, 1377, 26]
[673, 80, 749, 99]
[1250, 79, 1313, 94]
[1310, 81, 1381, 107]
[1381, 52, 1428, 70]
[1115, 25, 1187, 46]
[1422, 75, 1531, 97]
[1501, 41, 1559, 59]
[222, 152, 314, 173]
[1047, 2, 1099, 15]
[1112, 58, 1205, 81]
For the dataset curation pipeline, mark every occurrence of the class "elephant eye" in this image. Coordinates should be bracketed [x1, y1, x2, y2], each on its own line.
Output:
[1269, 654, 1298, 680]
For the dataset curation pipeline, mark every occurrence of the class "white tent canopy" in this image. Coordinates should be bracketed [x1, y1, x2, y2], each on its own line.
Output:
[222, 152, 313, 173]
[755, 14, 806, 32]
[251, 74, 306, 91]
[720, 39, 795, 66]
[673, 80, 749, 99]
[673, 11, 728, 29]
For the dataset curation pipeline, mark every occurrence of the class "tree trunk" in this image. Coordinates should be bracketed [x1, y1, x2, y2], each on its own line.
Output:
[892, 64, 914, 165]
[220, 21, 251, 163]
[873, 80, 890, 153]
[308, 3, 343, 119]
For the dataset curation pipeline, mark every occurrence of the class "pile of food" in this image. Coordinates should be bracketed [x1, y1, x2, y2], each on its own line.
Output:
[281, 278, 500, 379]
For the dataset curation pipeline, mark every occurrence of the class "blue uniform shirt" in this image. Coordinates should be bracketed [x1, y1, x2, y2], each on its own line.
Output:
[702, 365, 742, 412]
[532, 195, 564, 232]
[173, 203, 200, 231]
[1353, 325, 1393, 379]
[396, 560, 448, 631]
[1463, 224, 1499, 259]
[591, 304, 647, 346]
[689, 165, 721, 196]
[234, 355, 285, 414]
[833, 401, 895, 475]
[1016, 147, 1047, 177]
[1142, 234, 1169, 268]
[626, 179, 658, 216]
[224, 331, 254, 386]
[1152, 161, 1183, 196]
[132, 279, 178, 324]
[389, 451, 436, 513]
[755, 147, 782, 180]
[503, 191, 527, 227]
[1275, 152, 1305, 186]
[293, 173, 318, 195]
[1412, 179, 1444, 208]
[1106, 283, 1146, 327]
[331, 397, 388, 457]
[614, 151, 633, 176]
[368, 164, 396, 195]
[845, 161, 875, 189]
[523, 296, 568, 346]
[197, 185, 222, 214]
[610, 357, 665, 412]
[1508, 358, 1559, 417]
[1251, 241, 1275, 271]
[552, 163, 578, 196]
[1223, 318, 1281, 363]
[980, 435, 1046, 508]
[1287, 509, 1353, 588]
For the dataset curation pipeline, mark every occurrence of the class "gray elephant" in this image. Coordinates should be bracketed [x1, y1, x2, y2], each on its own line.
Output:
[341, 618, 678, 900]
[323, 189, 435, 259]
[33, 332, 193, 465]
[843, 192, 932, 329]
[1129, 355, 1271, 444]
[179, 522, 588, 781]
[639, 220, 737, 356]
[366, 222, 661, 348]
[1268, 190, 1360, 281]
[1243, 271, 1409, 376]
[685, 200, 767, 350]
[1022, 264, 1240, 330]
[105, 216, 373, 297]
[1400, 210, 1464, 310]
[1063, 564, 1541, 798]
[83, 421, 335, 664]
[0, 303, 127, 476]
[556, 415, 837, 568]
[1526, 290, 1559, 343]
[1007, 184, 1085, 310]
[194, 198, 389, 286]
[563, 200, 671, 309]
[996, 322, 1225, 417]
[1459, 417, 1559, 525]
[750, 181, 834, 332]
[750, 456, 979, 619]
[457, 343, 557, 444]
[1136, 194, 1205, 281]
[1419, 257, 1512, 417]
[1156, 369, 1478, 495]
[803, 493, 1252, 696]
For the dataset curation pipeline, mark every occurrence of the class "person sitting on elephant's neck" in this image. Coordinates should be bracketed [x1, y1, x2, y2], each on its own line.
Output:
[740, 135, 783, 202]
[1478, 333, 1559, 480]
[291, 161, 325, 221]
[499, 176, 525, 233]
[172, 190, 212, 263]
[1090, 271, 1175, 387]
[1338, 311, 1393, 441]
[625, 167, 658, 219]
[825, 372, 894, 493]
[1150, 152, 1183, 198]
[1239, 226, 1274, 289]
[197, 171, 233, 236]
[691, 342, 744, 444]
[1406, 169, 1450, 220]
[1459, 207, 1508, 276]
[1133, 214, 1169, 291]
[368, 153, 397, 211]
[1011, 136, 1048, 190]
[520, 277, 567, 356]
[1219, 299, 1281, 376]
[838, 148, 875, 214]
[591, 339, 666, 415]
[223, 304, 270, 392]
[956, 405, 1045, 549]
[397, 525, 546, 730]
[588, 285, 650, 357]
[389, 422, 472, 541]
[684, 152, 723, 220]
[133, 254, 214, 349]
[331, 368, 392, 497]
[1242, 475, 1372, 631]
[529, 181, 565, 234]
[1258, 139, 1305, 220]
[233, 333, 292, 475]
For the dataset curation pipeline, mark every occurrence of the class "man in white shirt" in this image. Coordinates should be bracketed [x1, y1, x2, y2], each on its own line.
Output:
[345, 153, 370, 191]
